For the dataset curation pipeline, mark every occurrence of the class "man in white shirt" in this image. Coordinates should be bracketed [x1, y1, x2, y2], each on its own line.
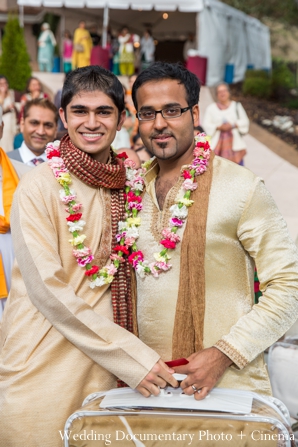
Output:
[7, 98, 58, 166]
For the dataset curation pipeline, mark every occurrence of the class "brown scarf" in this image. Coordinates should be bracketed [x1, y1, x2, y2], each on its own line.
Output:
[59, 134, 133, 333]
[172, 151, 215, 359]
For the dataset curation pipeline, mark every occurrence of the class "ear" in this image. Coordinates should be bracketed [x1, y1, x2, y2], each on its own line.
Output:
[59, 107, 68, 129]
[192, 104, 200, 128]
[117, 110, 127, 131]
[20, 117, 25, 134]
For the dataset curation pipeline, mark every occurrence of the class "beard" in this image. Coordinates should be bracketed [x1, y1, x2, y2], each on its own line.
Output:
[155, 141, 168, 149]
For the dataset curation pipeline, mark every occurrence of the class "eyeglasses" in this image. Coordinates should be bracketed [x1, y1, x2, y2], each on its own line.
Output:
[136, 106, 192, 121]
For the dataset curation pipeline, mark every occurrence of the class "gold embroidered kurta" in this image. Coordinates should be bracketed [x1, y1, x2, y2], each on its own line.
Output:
[136, 155, 298, 395]
[0, 163, 159, 447]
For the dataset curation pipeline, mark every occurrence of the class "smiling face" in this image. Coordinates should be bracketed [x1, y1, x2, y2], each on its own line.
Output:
[21, 105, 57, 156]
[59, 90, 125, 163]
[136, 79, 199, 165]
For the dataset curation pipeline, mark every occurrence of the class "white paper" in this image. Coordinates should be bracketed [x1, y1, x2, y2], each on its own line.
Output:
[100, 387, 253, 414]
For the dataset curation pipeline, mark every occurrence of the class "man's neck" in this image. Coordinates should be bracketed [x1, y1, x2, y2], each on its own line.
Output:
[157, 143, 195, 179]
[26, 144, 44, 158]
[154, 144, 195, 210]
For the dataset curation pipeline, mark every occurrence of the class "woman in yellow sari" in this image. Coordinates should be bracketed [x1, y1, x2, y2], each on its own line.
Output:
[72, 21, 93, 69]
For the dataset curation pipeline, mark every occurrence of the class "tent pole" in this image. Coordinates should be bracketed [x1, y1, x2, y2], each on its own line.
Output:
[60, 14, 65, 73]
[102, 5, 109, 49]
[19, 5, 24, 28]
[195, 12, 199, 51]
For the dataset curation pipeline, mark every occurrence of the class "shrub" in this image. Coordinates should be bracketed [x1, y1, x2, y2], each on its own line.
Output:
[0, 16, 32, 91]
[242, 77, 272, 99]
[285, 98, 298, 109]
[271, 59, 295, 100]
[245, 69, 269, 80]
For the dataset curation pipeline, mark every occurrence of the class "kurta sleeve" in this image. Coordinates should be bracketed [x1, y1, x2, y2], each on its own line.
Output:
[235, 102, 249, 135]
[214, 177, 298, 369]
[11, 182, 160, 389]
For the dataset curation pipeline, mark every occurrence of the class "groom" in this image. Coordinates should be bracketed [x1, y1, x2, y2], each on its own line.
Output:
[0, 65, 177, 447]
[130, 61, 298, 400]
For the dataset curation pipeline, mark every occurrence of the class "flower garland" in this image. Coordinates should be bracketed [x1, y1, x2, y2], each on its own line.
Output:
[46, 133, 211, 288]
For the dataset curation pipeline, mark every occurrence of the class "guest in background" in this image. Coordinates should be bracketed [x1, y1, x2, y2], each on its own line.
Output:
[20, 77, 49, 111]
[135, 146, 151, 164]
[72, 21, 93, 69]
[111, 31, 120, 75]
[132, 133, 144, 151]
[132, 133, 152, 164]
[89, 24, 101, 47]
[183, 33, 196, 62]
[0, 118, 17, 318]
[203, 82, 249, 165]
[54, 81, 67, 137]
[140, 29, 155, 71]
[118, 26, 135, 76]
[7, 98, 58, 166]
[193, 125, 204, 137]
[62, 30, 73, 74]
[0, 76, 17, 153]
[37, 23, 57, 72]
[0, 120, 32, 320]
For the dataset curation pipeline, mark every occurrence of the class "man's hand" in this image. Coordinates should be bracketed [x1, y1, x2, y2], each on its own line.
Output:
[174, 347, 233, 400]
[136, 359, 178, 397]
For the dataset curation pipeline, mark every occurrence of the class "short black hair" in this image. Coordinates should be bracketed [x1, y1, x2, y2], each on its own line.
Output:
[61, 65, 125, 119]
[132, 133, 141, 144]
[132, 61, 201, 110]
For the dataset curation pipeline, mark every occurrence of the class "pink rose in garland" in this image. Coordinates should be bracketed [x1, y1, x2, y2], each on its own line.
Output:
[128, 251, 144, 268]
[182, 170, 192, 179]
[162, 228, 181, 243]
[160, 239, 176, 249]
[170, 217, 184, 227]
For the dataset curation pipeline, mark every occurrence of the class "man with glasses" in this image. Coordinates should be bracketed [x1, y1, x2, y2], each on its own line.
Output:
[131, 62, 298, 400]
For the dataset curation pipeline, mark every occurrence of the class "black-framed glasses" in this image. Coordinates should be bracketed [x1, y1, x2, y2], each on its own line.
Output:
[136, 106, 192, 121]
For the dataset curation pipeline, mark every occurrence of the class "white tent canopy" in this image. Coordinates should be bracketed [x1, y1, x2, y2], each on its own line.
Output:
[17, 0, 271, 86]
[17, 0, 204, 12]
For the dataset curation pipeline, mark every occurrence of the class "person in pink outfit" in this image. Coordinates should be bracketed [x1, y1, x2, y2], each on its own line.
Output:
[62, 30, 73, 74]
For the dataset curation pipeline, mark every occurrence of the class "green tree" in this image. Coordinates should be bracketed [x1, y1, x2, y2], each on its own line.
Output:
[221, 0, 298, 25]
[0, 16, 32, 91]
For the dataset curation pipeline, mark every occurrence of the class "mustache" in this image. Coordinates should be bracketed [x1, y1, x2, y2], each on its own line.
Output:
[32, 134, 47, 139]
[150, 132, 175, 139]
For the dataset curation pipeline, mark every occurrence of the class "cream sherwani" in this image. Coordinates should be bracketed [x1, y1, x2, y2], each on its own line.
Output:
[136, 155, 298, 395]
[0, 163, 159, 447]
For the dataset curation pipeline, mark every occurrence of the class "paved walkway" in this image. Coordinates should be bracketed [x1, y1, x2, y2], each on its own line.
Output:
[200, 86, 298, 242]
